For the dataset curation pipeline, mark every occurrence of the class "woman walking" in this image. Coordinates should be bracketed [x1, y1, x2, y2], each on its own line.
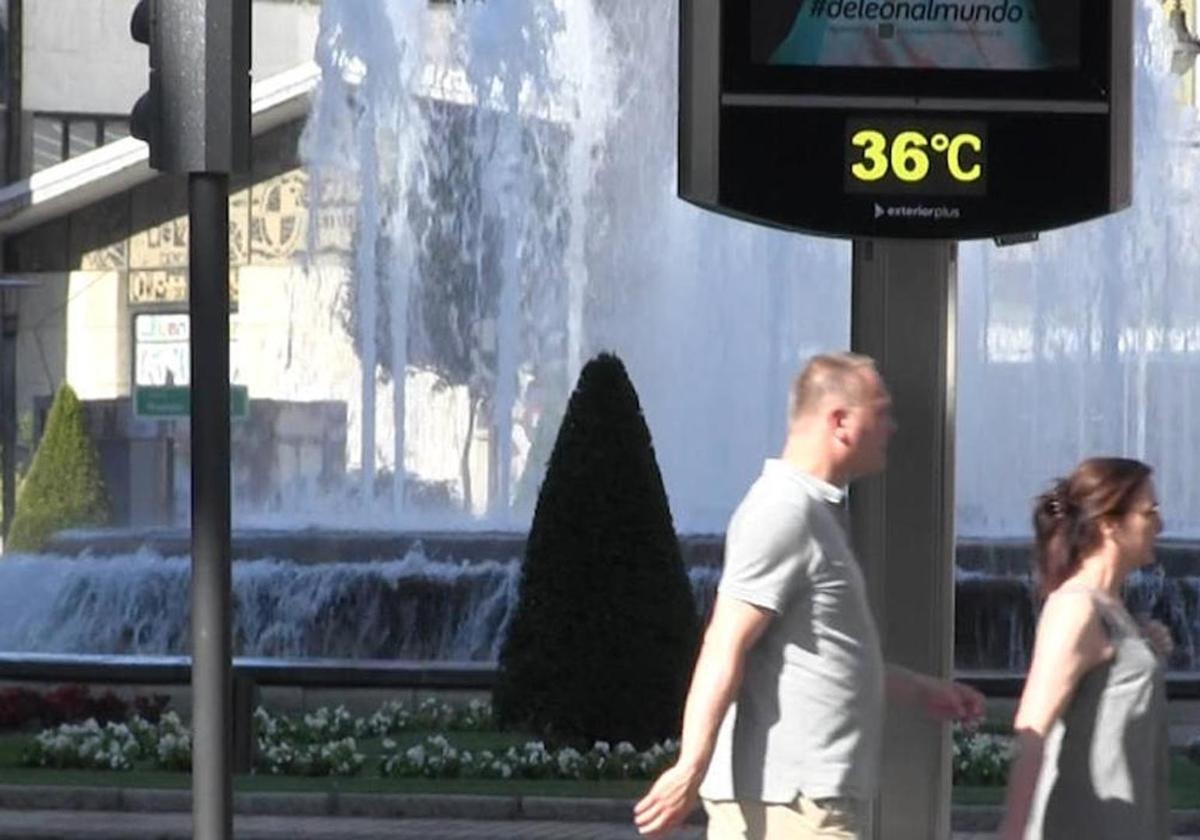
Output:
[999, 457, 1172, 840]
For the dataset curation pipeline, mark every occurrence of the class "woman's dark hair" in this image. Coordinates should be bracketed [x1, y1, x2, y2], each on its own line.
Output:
[1032, 457, 1153, 598]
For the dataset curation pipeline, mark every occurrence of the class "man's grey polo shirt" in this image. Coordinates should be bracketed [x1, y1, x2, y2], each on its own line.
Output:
[699, 459, 885, 804]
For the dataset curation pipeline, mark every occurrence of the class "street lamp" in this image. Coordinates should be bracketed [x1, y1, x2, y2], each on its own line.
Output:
[0, 278, 35, 543]
[1170, 0, 1200, 76]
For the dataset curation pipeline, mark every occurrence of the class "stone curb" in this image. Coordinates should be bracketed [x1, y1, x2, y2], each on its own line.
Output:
[0, 786, 635, 823]
[0, 786, 1194, 833]
[332, 792, 520, 821]
[949, 805, 1200, 834]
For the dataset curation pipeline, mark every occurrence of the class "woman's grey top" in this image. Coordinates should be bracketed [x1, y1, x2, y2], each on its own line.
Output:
[1026, 586, 1170, 840]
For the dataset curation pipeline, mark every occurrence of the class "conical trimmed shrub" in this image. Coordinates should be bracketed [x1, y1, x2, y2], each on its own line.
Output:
[6, 385, 109, 552]
[495, 353, 698, 747]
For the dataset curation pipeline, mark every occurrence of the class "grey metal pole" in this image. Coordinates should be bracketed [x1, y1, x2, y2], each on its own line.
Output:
[849, 238, 957, 840]
[0, 309, 15, 540]
[188, 172, 232, 840]
[2, 0, 26, 545]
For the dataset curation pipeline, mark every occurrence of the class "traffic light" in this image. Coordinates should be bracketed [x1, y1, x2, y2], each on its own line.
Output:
[129, 0, 163, 168]
[128, 0, 251, 174]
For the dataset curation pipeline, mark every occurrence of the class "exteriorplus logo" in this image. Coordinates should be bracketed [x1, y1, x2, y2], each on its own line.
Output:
[874, 203, 962, 221]
[805, 0, 1031, 24]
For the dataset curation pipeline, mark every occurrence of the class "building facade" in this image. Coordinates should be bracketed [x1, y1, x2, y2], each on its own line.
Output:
[0, 1, 499, 527]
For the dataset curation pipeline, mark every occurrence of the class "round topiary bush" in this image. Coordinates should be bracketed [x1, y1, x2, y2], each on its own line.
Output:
[6, 384, 109, 552]
[495, 353, 699, 748]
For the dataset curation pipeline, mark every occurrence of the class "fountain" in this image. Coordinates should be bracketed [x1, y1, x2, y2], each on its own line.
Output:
[956, 2, 1200, 539]
[0, 548, 723, 662]
[2, 0, 1199, 679]
[0, 536, 1192, 671]
[279, 0, 1200, 540]
[295, 0, 850, 528]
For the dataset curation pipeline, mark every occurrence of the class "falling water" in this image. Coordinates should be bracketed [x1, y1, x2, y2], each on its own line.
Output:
[299, 0, 849, 529]
[0, 549, 723, 662]
[301, 0, 433, 509]
[299, 0, 1200, 536]
[458, 1, 562, 515]
[956, 1, 1200, 537]
[0, 550, 518, 660]
[0, 546, 1194, 668]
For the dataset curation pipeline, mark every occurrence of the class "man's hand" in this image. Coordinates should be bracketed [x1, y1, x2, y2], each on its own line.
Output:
[887, 666, 986, 724]
[633, 762, 702, 837]
[918, 676, 986, 724]
[630, 596, 772, 836]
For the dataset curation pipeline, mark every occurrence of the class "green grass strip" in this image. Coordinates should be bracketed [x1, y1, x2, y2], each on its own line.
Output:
[2, 732, 1197, 808]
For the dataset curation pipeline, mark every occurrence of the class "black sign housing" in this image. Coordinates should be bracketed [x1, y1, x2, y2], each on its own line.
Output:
[679, 0, 1133, 240]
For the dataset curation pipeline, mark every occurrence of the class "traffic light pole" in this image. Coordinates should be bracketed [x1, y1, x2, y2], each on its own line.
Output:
[189, 172, 233, 840]
[129, 0, 248, 833]
[0, 308, 16, 540]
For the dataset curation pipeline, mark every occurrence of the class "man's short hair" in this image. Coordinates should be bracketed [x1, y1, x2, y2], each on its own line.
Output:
[789, 353, 878, 421]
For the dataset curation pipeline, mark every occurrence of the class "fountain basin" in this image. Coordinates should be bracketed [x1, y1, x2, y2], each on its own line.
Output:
[6, 530, 1197, 671]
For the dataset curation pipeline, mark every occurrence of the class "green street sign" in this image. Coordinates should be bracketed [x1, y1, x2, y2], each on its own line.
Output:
[134, 385, 249, 419]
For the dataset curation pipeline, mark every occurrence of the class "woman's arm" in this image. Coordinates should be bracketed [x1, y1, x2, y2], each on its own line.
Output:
[997, 593, 1111, 840]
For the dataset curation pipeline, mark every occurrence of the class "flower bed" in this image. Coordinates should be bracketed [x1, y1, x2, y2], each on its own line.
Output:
[952, 724, 1014, 786]
[378, 735, 678, 781]
[22, 712, 189, 771]
[0, 685, 169, 730]
[19, 697, 680, 781]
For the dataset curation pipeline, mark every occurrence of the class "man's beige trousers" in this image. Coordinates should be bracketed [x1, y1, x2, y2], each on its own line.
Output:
[702, 795, 863, 840]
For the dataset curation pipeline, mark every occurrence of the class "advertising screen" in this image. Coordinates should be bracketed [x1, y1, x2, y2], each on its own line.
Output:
[751, 0, 1081, 71]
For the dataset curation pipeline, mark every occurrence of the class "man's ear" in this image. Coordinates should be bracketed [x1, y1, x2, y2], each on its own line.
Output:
[831, 408, 850, 445]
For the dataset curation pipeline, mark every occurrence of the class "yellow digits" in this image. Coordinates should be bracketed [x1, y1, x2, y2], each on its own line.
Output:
[851, 127, 983, 185]
[947, 133, 982, 182]
[851, 130, 889, 182]
[891, 131, 930, 183]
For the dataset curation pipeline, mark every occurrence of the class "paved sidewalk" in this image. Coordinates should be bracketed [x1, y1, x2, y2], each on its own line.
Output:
[0, 808, 1194, 839]
[0, 784, 1193, 839]
[0, 810, 691, 839]
[0, 809, 1016, 839]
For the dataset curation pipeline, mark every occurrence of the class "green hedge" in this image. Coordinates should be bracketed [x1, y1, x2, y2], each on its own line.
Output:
[6, 385, 109, 552]
[495, 353, 699, 748]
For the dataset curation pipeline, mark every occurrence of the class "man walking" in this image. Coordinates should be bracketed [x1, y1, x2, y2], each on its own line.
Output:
[633, 353, 984, 839]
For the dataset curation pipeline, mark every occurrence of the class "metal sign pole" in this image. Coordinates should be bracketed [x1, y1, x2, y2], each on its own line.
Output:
[850, 238, 958, 840]
[188, 172, 233, 840]
[0, 279, 33, 543]
[0, 310, 14, 540]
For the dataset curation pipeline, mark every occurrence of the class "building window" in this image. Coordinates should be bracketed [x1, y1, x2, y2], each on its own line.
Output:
[68, 120, 99, 157]
[30, 114, 133, 173]
[102, 120, 130, 143]
[31, 116, 63, 173]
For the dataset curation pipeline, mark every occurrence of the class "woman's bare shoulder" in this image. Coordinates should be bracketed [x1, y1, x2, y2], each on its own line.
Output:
[1036, 587, 1111, 658]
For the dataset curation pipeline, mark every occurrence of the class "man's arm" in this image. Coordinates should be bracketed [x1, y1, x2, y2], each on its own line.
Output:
[632, 594, 773, 837]
[885, 664, 986, 723]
